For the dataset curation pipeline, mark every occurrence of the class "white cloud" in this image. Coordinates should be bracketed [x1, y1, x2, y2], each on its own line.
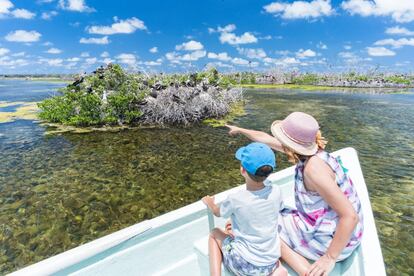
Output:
[208, 24, 237, 33]
[367, 47, 396, 56]
[116, 53, 137, 66]
[317, 41, 328, 49]
[0, 56, 29, 67]
[374, 38, 414, 48]
[5, 30, 41, 42]
[85, 57, 97, 65]
[207, 52, 231, 61]
[385, 26, 414, 36]
[102, 58, 114, 64]
[66, 57, 80, 62]
[231, 57, 259, 67]
[11, 9, 35, 19]
[41, 11, 58, 20]
[12, 51, 25, 57]
[0, 48, 10, 56]
[181, 50, 206, 61]
[342, 0, 414, 23]
[166, 50, 206, 63]
[143, 59, 162, 66]
[205, 61, 233, 69]
[149, 47, 158, 53]
[45, 48, 62, 54]
[210, 24, 258, 45]
[48, 59, 63, 66]
[259, 35, 273, 40]
[338, 51, 365, 64]
[263, 0, 334, 19]
[175, 40, 204, 51]
[0, 1, 36, 19]
[237, 48, 267, 59]
[58, 0, 95, 12]
[275, 50, 292, 55]
[42, 41, 53, 46]
[338, 51, 356, 59]
[296, 49, 317, 58]
[232, 57, 250, 65]
[80, 52, 89, 57]
[87, 17, 146, 35]
[65, 62, 77, 69]
[220, 32, 258, 45]
[79, 36, 110, 44]
[100, 51, 109, 58]
[263, 57, 277, 64]
[278, 57, 300, 64]
[0, 0, 13, 14]
[40, 58, 64, 66]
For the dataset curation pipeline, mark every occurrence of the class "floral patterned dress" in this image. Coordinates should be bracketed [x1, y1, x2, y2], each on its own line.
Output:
[278, 151, 364, 261]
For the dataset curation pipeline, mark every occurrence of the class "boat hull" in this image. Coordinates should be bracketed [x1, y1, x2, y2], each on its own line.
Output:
[10, 148, 385, 276]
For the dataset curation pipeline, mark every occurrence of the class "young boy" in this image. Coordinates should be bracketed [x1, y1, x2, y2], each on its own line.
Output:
[202, 142, 287, 276]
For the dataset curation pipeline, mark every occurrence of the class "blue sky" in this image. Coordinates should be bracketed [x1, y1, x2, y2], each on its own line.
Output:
[0, 0, 414, 74]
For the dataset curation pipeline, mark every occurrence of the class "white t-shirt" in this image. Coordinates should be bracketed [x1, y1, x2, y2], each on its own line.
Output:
[220, 185, 282, 266]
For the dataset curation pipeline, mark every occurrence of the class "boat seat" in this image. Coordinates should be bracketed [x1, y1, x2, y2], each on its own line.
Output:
[194, 235, 233, 276]
[194, 233, 360, 276]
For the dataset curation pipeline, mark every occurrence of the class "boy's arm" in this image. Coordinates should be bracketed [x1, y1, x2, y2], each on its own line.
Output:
[202, 196, 220, 217]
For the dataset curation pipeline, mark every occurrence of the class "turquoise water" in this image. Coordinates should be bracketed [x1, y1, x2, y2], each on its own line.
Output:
[0, 80, 413, 275]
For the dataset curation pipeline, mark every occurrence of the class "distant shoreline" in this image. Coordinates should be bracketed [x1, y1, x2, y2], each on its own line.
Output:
[1, 75, 413, 90]
[0, 77, 71, 83]
[237, 83, 414, 91]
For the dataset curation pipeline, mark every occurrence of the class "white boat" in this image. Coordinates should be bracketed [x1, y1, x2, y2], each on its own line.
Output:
[10, 147, 386, 276]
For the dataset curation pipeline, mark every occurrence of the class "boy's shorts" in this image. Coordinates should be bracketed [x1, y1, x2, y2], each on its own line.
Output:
[221, 236, 278, 276]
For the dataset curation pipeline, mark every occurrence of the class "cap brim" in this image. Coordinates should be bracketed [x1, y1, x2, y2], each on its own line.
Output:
[235, 147, 245, 160]
[270, 120, 318, 156]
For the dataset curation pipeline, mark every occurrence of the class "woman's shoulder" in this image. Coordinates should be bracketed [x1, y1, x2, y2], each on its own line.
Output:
[303, 153, 335, 179]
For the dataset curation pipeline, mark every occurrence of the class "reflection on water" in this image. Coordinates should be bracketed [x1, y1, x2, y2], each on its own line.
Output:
[0, 81, 413, 275]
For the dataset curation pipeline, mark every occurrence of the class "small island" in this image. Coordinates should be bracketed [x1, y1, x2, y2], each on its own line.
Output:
[37, 64, 243, 128]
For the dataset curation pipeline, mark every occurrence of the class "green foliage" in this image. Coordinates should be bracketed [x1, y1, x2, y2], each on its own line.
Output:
[38, 95, 75, 123]
[38, 64, 148, 126]
[291, 73, 319, 85]
[384, 76, 411, 85]
[68, 94, 102, 126]
[238, 72, 257, 84]
[356, 75, 369, 82]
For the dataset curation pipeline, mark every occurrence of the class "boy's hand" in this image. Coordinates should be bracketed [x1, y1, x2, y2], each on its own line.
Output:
[202, 195, 220, 217]
[225, 124, 240, 136]
[202, 195, 215, 207]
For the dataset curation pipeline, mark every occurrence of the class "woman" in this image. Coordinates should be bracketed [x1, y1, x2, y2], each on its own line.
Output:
[225, 112, 363, 276]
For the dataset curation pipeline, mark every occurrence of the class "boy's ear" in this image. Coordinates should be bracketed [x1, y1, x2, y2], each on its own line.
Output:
[240, 166, 246, 173]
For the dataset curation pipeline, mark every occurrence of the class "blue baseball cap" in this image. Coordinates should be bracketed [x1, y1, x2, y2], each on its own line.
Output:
[235, 142, 276, 175]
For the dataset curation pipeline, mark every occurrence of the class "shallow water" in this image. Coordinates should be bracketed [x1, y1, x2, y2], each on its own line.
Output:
[1, 80, 413, 275]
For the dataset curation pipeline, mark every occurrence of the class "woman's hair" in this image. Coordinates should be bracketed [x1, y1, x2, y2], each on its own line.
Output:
[247, 165, 273, 182]
[283, 130, 328, 164]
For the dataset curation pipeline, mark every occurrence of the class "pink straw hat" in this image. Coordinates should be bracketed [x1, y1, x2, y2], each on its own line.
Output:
[270, 112, 319, 156]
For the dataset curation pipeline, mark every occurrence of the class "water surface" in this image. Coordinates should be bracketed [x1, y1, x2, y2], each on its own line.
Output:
[0, 80, 413, 275]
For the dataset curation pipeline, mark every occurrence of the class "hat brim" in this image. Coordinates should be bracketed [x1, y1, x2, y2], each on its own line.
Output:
[235, 147, 244, 160]
[270, 120, 318, 156]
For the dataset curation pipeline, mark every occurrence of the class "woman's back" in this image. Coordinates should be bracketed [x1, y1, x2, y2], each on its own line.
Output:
[279, 151, 364, 261]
